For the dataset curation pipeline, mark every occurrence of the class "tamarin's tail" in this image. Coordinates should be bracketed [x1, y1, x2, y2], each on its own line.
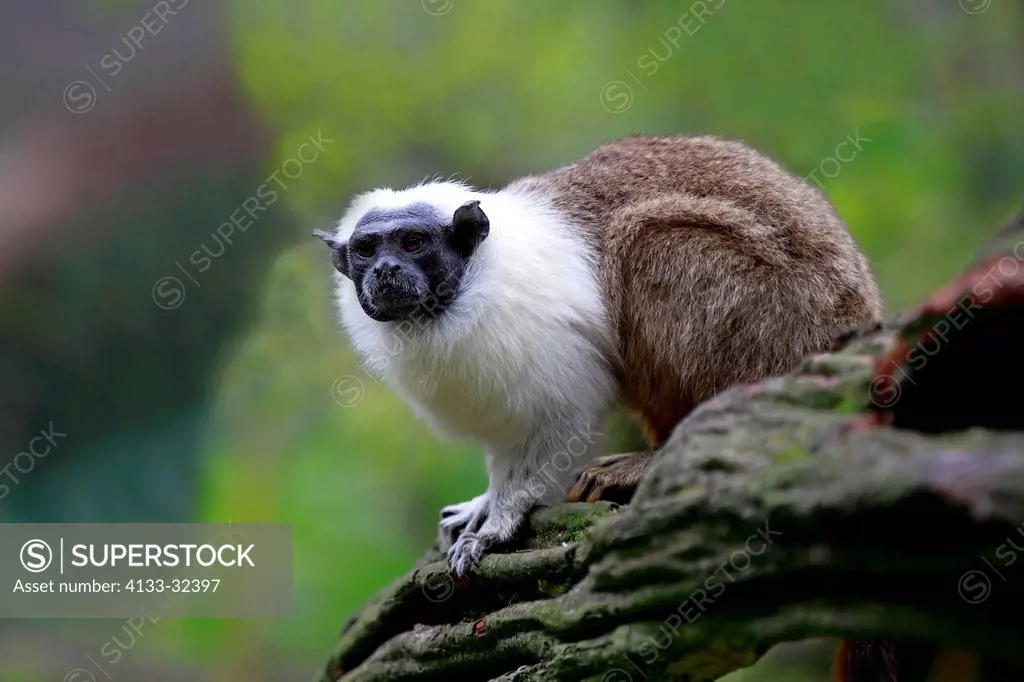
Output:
[835, 640, 898, 682]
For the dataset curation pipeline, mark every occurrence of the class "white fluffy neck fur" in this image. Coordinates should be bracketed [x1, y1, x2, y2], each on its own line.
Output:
[333, 181, 617, 452]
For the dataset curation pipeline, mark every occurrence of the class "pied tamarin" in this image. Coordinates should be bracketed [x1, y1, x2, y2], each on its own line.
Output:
[315, 135, 886, 682]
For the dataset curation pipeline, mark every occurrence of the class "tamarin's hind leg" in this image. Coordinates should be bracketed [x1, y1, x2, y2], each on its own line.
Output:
[566, 406, 684, 504]
[566, 451, 655, 504]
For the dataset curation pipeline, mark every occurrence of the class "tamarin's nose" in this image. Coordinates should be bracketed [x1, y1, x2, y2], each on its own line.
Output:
[373, 261, 401, 278]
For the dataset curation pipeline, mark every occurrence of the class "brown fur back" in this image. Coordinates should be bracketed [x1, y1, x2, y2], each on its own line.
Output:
[510, 135, 883, 444]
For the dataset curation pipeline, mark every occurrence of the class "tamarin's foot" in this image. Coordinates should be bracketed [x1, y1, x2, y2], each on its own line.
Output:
[567, 451, 654, 504]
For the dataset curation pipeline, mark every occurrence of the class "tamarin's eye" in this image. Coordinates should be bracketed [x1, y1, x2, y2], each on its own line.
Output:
[353, 242, 374, 258]
[402, 236, 424, 253]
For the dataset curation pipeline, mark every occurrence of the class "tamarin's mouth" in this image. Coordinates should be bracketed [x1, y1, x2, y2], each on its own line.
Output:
[361, 277, 430, 321]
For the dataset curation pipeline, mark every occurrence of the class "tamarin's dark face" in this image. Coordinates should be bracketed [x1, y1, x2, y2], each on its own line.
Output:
[315, 200, 489, 323]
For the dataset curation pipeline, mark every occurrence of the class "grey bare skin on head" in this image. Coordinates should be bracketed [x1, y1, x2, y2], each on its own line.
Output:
[314, 199, 489, 323]
[318, 134, 883, 577]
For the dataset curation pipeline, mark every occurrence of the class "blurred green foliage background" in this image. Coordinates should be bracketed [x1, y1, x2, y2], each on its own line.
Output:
[1, 0, 1021, 680]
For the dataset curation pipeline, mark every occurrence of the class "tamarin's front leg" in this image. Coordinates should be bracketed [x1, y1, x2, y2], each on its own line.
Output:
[566, 450, 656, 504]
[445, 423, 601, 576]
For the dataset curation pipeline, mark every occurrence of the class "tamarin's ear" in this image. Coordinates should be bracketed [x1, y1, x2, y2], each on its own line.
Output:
[312, 228, 342, 249]
[451, 200, 489, 256]
[312, 229, 350, 279]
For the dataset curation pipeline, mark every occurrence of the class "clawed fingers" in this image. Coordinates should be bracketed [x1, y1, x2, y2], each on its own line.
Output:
[438, 496, 490, 551]
[566, 467, 614, 503]
[446, 532, 490, 577]
[566, 451, 653, 504]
